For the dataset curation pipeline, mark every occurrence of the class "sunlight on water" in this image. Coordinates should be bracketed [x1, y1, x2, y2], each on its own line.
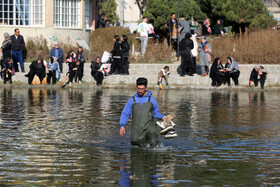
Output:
[0, 88, 280, 186]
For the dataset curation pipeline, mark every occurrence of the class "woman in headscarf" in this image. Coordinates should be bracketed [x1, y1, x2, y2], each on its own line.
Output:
[224, 56, 240, 86]
[210, 57, 225, 87]
[198, 36, 212, 77]
[25, 58, 46, 85]
[179, 33, 194, 76]
[1, 33, 12, 76]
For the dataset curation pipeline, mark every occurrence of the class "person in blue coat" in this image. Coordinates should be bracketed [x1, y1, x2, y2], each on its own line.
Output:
[119, 77, 166, 148]
[47, 57, 60, 84]
[50, 42, 63, 73]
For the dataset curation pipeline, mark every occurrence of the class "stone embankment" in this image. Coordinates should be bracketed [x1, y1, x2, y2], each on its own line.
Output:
[7, 63, 280, 89]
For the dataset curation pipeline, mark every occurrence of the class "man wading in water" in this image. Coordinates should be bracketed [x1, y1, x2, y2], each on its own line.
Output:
[119, 77, 166, 148]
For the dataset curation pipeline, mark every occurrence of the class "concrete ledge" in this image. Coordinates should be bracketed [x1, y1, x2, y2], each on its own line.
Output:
[7, 63, 280, 88]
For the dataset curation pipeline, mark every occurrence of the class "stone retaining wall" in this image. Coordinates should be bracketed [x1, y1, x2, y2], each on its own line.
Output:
[10, 63, 280, 88]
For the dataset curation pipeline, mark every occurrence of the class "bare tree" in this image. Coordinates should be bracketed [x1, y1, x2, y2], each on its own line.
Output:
[135, 0, 147, 16]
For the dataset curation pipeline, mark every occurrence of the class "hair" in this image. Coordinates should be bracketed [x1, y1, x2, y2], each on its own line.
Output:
[37, 57, 42, 62]
[50, 56, 54, 63]
[185, 33, 192, 39]
[114, 35, 120, 41]
[149, 19, 154, 24]
[171, 13, 176, 16]
[143, 17, 147, 20]
[78, 46, 83, 54]
[3, 33, 10, 39]
[136, 77, 148, 87]
[14, 28, 19, 33]
[95, 56, 100, 62]
[180, 15, 185, 18]
[227, 57, 232, 63]
[122, 35, 128, 41]
[163, 66, 169, 71]
[54, 42, 59, 46]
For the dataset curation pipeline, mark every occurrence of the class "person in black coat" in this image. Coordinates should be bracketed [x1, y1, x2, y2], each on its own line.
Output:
[2, 58, 15, 84]
[25, 58, 46, 85]
[91, 56, 104, 86]
[249, 66, 268, 89]
[109, 35, 124, 75]
[179, 33, 194, 76]
[97, 14, 106, 29]
[121, 35, 130, 75]
[11, 29, 25, 72]
[210, 57, 225, 87]
[1, 33, 12, 78]
[74, 60, 83, 84]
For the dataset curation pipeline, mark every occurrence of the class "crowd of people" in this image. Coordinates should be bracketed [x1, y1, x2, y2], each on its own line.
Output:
[0, 23, 269, 89]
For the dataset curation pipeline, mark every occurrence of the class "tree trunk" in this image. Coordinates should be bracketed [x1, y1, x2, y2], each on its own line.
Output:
[239, 24, 242, 37]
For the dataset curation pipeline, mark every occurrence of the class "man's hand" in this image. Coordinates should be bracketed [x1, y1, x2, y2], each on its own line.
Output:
[119, 126, 125, 137]
[55, 57, 58, 60]
[250, 81, 254, 87]
[162, 116, 167, 120]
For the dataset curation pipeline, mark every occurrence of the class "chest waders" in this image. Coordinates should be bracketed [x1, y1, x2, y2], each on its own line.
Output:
[131, 96, 158, 147]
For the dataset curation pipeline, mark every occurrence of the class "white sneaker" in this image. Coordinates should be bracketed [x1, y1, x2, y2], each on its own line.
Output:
[160, 125, 174, 134]
[165, 130, 178, 139]
[79, 81, 82, 84]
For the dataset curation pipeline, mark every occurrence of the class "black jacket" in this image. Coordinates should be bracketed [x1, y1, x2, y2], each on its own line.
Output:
[28, 60, 46, 76]
[111, 41, 122, 58]
[90, 62, 101, 76]
[11, 35, 25, 51]
[1, 42, 12, 59]
[249, 66, 267, 81]
[121, 41, 130, 57]
[97, 18, 106, 28]
[179, 38, 194, 52]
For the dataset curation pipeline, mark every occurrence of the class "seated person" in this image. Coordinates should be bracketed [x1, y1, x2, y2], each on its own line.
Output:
[2, 58, 15, 84]
[47, 57, 60, 84]
[210, 57, 225, 87]
[90, 56, 104, 86]
[157, 66, 170, 86]
[249, 66, 268, 89]
[224, 56, 240, 86]
[74, 60, 83, 84]
[25, 58, 46, 85]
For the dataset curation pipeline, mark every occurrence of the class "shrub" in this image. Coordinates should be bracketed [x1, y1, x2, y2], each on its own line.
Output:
[25, 36, 49, 61]
[211, 29, 280, 64]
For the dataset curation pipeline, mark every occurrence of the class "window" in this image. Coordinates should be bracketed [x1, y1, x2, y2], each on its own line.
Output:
[53, 0, 80, 28]
[84, 0, 91, 29]
[0, 0, 44, 26]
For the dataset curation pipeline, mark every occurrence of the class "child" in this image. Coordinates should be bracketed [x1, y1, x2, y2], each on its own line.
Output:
[2, 58, 15, 84]
[65, 50, 76, 86]
[156, 113, 178, 139]
[157, 66, 170, 86]
[74, 60, 83, 84]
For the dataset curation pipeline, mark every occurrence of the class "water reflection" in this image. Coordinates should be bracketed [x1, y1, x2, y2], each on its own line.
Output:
[0, 88, 279, 185]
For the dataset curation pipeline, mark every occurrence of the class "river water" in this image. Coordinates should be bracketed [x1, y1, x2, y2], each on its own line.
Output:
[0, 88, 280, 186]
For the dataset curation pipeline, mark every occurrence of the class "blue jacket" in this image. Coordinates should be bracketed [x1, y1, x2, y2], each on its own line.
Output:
[119, 90, 164, 127]
[50, 47, 63, 62]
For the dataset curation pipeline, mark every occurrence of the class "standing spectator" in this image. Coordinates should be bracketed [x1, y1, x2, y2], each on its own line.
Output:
[249, 66, 268, 89]
[210, 57, 225, 87]
[109, 35, 123, 74]
[225, 56, 240, 86]
[213, 19, 225, 36]
[50, 42, 63, 73]
[2, 58, 15, 84]
[121, 35, 130, 75]
[105, 20, 111, 28]
[137, 17, 149, 56]
[202, 19, 212, 36]
[165, 13, 178, 49]
[25, 58, 46, 85]
[90, 56, 104, 86]
[46, 57, 60, 85]
[179, 33, 194, 76]
[147, 19, 156, 40]
[97, 14, 107, 29]
[1, 33, 12, 64]
[11, 28, 25, 72]
[76, 46, 85, 80]
[179, 15, 191, 42]
[191, 34, 198, 74]
[198, 36, 212, 76]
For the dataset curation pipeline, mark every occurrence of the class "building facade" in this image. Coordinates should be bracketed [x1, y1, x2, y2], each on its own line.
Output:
[116, 0, 140, 32]
[0, 0, 99, 46]
[264, 0, 280, 21]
